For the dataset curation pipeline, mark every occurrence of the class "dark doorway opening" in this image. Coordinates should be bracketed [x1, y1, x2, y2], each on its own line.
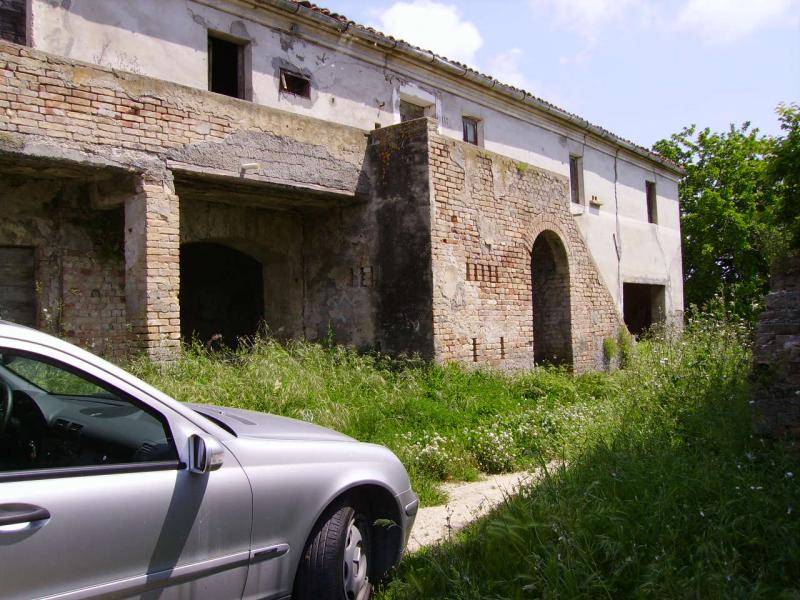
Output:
[623, 283, 666, 336]
[531, 232, 572, 367]
[180, 242, 264, 347]
[0, 246, 36, 327]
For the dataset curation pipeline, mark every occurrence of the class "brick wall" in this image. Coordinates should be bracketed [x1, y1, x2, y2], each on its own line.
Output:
[0, 41, 369, 358]
[0, 0, 25, 45]
[0, 177, 127, 358]
[753, 256, 800, 439]
[61, 253, 127, 357]
[428, 133, 623, 373]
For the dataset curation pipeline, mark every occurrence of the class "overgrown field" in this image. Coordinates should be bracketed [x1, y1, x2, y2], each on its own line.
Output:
[131, 334, 627, 505]
[376, 315, 800, 599]
[130, 313, 799, 597]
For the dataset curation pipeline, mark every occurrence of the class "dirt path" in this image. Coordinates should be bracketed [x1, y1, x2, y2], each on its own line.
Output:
[407, 465, 554, 552]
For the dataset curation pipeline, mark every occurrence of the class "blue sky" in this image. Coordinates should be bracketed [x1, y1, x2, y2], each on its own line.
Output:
[317, 0, 800, 148]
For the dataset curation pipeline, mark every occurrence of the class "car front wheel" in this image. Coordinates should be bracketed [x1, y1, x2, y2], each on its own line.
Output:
[294, 502, 373, 600]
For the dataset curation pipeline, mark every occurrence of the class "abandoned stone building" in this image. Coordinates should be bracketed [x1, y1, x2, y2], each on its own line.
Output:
[0, 0, 684, 372]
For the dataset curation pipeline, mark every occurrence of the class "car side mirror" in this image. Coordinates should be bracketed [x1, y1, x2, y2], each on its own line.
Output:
[189, 434, 225, 474]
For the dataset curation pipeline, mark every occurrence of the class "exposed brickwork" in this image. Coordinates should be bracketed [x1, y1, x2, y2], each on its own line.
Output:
[124, 177, 181, 359]
[428, 131, 624, 373]
[753, 256, 800, 439]
[1, 42, 627, 371]
[0, 177, 127, 358]
[0, 41, 368, 359]
[0, 0, 25, 45]
[61, 253, 128, 357]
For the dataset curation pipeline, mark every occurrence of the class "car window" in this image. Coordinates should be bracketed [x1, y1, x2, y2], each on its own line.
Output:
[3, 355, 113, 397]
[0, 350, 178, 475]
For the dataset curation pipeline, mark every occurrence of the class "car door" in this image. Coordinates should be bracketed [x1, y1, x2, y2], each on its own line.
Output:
[0, 340, 253, 600]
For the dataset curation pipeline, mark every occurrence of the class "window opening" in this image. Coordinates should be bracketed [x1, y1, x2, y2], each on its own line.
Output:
[400, 100, 426, 122]
[646, 181, 658, 224]
[569, 155, 582, 204]
[280, 69, 311, 98]
[0, 0, 26, 45]
[208, 34, 246, 99]
[463, 117, 479, 145]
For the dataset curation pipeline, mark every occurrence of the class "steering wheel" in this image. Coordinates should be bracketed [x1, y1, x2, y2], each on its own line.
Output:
[0, 379, 12, 436]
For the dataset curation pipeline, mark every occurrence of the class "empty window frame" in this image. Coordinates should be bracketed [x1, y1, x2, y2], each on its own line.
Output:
[569, 155, 583, 204]
[646, 180, 658, 224]
[462, 117, 480, 146]
[279, 69, 311, 98]
[400, 100, 427, 123]
[208, 34, 248, 99]
[0, 0, 26, 45]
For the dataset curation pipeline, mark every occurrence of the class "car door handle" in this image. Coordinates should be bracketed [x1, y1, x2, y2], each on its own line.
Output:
[0, 503, 51, 527]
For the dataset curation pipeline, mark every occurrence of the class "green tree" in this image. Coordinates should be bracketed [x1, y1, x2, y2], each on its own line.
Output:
[768, 103, 800, 254]
[654, 123, 777, 320]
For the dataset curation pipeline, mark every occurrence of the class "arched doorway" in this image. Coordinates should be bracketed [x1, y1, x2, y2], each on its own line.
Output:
[531, 231, 573, 366]
[180, 242, 264, 347]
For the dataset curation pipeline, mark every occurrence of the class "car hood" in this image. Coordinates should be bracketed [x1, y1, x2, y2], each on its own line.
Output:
[188, 404, 356, 442]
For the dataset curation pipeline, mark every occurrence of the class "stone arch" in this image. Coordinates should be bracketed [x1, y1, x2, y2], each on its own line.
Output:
[531, 229, 573, 367]
[179, 241, 265, 348]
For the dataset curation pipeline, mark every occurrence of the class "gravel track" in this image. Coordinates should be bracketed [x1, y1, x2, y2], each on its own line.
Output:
[407, 464, 555, 552]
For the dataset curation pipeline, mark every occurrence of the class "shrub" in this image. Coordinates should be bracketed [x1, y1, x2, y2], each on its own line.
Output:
[465, 423, 517, 473]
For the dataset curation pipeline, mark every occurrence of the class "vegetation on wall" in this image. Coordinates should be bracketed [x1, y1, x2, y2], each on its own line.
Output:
[654, 103, 800, 321]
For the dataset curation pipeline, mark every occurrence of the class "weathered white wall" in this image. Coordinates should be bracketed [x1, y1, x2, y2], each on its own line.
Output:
[29, 0, 684, 320]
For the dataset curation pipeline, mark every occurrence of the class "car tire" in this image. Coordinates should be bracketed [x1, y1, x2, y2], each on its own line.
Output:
[294, 501, 373, 600]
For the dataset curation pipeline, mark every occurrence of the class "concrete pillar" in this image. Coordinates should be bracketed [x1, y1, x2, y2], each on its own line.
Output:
[124, 174, 180, 359]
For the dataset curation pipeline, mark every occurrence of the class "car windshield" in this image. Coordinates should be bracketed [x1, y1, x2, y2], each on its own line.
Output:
[0, 353, 117, 399]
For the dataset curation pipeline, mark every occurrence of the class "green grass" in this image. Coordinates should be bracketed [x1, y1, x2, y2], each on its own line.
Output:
[130, 337, 624, 505]
[376, 315, 800, 599]
[129, 311, 799, 597]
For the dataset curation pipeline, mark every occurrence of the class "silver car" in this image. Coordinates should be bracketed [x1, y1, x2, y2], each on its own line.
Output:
[0, 321, 418, 600]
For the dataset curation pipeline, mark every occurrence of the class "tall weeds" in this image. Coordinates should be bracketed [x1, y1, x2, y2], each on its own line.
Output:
[377, 312, 799, 598]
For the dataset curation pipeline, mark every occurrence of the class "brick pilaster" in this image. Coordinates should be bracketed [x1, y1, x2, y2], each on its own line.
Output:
[124, 174, 180, 359]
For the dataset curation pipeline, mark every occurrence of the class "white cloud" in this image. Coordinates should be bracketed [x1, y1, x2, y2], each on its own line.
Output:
[487, 48, 534, 90]
[530, 0, 642, 39]
[486, 48, 574, 109]
[676, 0, 798, 44]
[377, 1, 483, 65]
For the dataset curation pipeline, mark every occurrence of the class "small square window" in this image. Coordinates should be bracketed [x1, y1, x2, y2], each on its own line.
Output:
[569, 155, 583, 204]
[280, 69, 311, 98]
[646, 180, 657, 224]
[462, 117, 479, 145]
